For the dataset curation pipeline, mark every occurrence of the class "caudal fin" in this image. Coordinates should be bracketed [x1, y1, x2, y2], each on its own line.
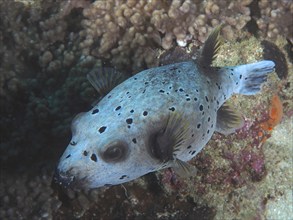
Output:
[235, 60, 275, 95]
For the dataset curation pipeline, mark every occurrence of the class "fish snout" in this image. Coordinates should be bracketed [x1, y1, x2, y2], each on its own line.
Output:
[51, 168, 88, 193]
[52, 168, 75, 188]
[51, 168, 88, 204]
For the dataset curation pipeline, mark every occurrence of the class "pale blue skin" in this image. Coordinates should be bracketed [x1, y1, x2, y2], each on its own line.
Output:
[57, 60, 274, 189]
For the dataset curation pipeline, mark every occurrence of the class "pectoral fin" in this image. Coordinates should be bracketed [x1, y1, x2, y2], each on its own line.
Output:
[148, 113, 193, 163]
[87, 67, 127, 97]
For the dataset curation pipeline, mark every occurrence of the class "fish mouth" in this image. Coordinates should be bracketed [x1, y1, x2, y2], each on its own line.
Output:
[51, 168, 88, 192]
[51, 168, 91, 205]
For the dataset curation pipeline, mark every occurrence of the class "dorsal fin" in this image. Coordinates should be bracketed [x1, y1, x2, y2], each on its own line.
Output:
[215, 102, 244, 135]
[198, 25, 223, 68]
[87, 67, 127, 97]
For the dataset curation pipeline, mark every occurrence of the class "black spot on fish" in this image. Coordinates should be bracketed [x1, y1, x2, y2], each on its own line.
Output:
[197, 123, 201, 129]
[92, 109, 99, 114]
[186, 98, 191, 101]
[130, 109, 134, 113]
[91, 154, 97, 162]
[207, 130, 210, 134]
[118, 113, 121, 116]
[132, 138, 137, 144]
[99, 126, 107, 133]
[115, 106, 121, 111]
[127, 125, 131, 129]
[196, 89, 199, 92]
[199, 105, 203, 111]
[208, 117, 211, 122]
[126, 91, 130, 95]
[175, 89, 178, 92]
[70, 141, 77, 146]
[211, 124, 214, 128]
[187, 145, 192, 149]
[83, 151, 88, 156]
[134, 77, 137, 80]
[169, 107, 175, 111]
[179, 88, 184, 92]
[159, 89, 165, 93]
[143, 111, 148, 116]
[240, 74, 242, 79]
[126, 118, 133, 124]
[216, 82, 221, 90]
[194, 97, 198, 101]
[205, 96, 209, 102]
[145, 82, 149, 85]
[191, 151, 196, 155]
[169, 86, 172, 89]
[108, 95, 112, 99]
[66, 154, 71, 158]
[119, 175, 128, 180]
[128, 96, 132, 98]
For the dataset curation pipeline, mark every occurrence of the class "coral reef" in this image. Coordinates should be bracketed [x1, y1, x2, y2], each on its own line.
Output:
[80, 0, 253, 71]
[0, 0, 292, 219]
[257, 0, 293, 41]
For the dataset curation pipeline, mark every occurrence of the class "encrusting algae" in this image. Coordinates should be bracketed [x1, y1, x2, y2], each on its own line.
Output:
[257, 94, 283, 146]
[260, 94, 283, 132]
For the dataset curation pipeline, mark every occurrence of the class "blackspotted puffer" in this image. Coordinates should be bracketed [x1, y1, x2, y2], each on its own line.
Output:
[53, 26, 275, 190]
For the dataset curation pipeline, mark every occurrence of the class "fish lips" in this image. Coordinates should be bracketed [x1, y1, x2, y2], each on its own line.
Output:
[51, 167, 88, 192]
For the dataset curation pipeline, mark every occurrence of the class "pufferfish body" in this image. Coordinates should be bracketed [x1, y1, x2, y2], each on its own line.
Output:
[53, 26, 275, 189]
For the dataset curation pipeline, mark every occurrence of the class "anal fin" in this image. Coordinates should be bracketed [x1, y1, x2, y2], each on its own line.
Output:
[215, 102, 244, 135]
[172, 159, 197, 178]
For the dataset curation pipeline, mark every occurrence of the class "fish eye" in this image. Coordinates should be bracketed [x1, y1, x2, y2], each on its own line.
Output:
[101, 144, 128, 162]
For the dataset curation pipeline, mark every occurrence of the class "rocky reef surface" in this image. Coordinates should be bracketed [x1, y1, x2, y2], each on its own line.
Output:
[0, 0, 292, 219]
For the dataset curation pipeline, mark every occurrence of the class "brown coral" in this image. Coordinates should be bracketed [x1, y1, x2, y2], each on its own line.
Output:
[257, 0, 293, 41]
[79, 0, 254, 71]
